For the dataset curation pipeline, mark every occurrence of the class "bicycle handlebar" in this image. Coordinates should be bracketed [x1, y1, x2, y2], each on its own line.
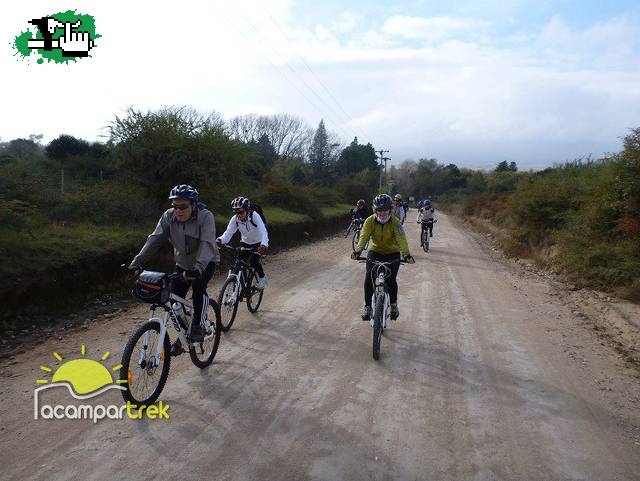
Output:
[219, 244, 265, 257]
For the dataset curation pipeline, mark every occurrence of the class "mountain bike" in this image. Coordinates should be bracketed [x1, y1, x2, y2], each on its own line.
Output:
[419, 219, 435, 253]
[217, 245, 265, 332]
[120, 271, 222, 406]
[357, 256, 407, 360]
[350, 218, 369, 252]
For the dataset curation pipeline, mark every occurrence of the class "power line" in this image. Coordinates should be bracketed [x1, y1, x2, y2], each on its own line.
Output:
[257, 2, 354, 125]
[226, 2, 356, 141]
[214, 3, 351, 140]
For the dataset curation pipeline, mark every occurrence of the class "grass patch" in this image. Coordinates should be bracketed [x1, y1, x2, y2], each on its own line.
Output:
[0, 223, 151, 279]
[262, 207, 310, 224]
[320, 203, 351, 218]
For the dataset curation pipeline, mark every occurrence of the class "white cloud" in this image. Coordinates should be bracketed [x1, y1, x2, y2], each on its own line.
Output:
[381, 15, 490, 41]
[331, 12, 362, 33]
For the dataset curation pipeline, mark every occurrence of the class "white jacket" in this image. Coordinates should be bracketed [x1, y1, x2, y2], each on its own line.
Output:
[218, 212, 269, 247]
[417, 207, 436, 223]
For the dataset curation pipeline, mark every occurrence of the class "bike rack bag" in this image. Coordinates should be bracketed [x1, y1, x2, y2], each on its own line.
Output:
[133, 271, 170, 304]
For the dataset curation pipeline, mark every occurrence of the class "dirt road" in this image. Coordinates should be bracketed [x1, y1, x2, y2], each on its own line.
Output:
[1, 213, 639, 481]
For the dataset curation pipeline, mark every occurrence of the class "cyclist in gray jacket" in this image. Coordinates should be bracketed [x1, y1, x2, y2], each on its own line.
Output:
[129, 185, 219, 347]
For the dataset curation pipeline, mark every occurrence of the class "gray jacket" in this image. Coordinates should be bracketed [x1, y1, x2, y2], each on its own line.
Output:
[130, 205, 220, 273]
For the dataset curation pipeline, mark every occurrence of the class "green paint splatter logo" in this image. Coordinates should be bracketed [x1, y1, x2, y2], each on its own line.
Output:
[13, 10, 100, 64]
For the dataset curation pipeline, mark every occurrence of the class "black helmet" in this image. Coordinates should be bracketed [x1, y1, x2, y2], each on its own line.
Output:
[231, 196, 250, 212]
[373, 194, 392, 211]
[169, 184, 198, 201]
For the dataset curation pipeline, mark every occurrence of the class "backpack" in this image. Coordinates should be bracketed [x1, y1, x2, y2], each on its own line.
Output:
[249, 203, 267, 227]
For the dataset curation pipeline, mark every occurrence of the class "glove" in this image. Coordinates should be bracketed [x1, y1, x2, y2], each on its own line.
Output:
[127, 264, 142, 278]
[351, 251, 360, 260]
[258, 245, 267, 255]
[215, 238, 222, 246]
[183, 269, 201, 280]
[404, 255, 415, 264]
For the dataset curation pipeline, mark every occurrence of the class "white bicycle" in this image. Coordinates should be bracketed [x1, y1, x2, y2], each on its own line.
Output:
[357, 257, 407, 360]
[120, 271, 221, 406]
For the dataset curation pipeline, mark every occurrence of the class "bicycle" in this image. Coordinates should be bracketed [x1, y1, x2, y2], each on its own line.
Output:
[356, 256, 407, 360]
[419, 219, 436, 253]
[120, 271, 222, 406]
[217, 245, 265, 332]
[345, 218, 369, 251]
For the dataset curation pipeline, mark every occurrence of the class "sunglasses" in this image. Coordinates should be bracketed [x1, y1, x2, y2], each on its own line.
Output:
[172, 203, 191, 211]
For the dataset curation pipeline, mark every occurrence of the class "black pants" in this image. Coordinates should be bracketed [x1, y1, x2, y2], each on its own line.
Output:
[172, 261, 216, 328]
[421, 221, 434, 237]
[240, 242, 265, 278]
[364, 251, 401, 306]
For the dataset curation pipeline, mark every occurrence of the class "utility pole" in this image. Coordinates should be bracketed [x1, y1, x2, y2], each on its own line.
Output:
[382, 156, 391, 191]
[376, 150, 389, 192]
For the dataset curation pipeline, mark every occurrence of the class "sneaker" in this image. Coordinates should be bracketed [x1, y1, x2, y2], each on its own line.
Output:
[256, 275, 268, 290]
[361, 305, 372, 321]
[390, 303, 399, 320]
[190, 323, 204, 343]
[170, 339, 184, 357]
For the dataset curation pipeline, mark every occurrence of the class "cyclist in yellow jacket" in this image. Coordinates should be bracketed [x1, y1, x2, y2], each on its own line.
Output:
[351, 194, 415, 321]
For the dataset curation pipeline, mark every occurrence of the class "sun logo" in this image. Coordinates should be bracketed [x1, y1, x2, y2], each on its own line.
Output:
[36, 343, 126, 396]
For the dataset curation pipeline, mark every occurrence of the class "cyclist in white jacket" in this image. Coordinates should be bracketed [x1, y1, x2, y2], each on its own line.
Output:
[216, 196, 269, 289]
[417, 200, 437, 237]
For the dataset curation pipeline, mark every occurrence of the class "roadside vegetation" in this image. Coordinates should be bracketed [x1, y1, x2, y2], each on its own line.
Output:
[0, 107, 378, 323]
[387, 129, 640, 301]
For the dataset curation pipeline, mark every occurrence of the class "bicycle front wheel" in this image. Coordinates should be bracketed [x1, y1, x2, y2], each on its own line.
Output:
[190, 298, 222, 368]
[218, 276, 239, 332]
[352, 229, 360, 252]
[120, 321, 171, 406]
[246, 272, 264, 313]
[422, 227, 430, 253]
[373, 295, 384, 360]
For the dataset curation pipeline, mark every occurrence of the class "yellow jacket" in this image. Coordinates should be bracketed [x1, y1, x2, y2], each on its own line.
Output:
[355, 214, 410, 257]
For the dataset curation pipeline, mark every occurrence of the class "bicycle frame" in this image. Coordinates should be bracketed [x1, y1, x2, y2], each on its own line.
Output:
[142, 290, 216, 369]
[370, 263, 392, 328]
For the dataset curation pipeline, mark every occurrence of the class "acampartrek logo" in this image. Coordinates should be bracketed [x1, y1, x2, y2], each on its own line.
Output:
[12, 10, 99, 64]
[34, 343, 169, 423]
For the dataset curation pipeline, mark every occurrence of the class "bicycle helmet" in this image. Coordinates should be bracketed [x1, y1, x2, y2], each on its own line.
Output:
[169, 184, 198, 201]
[372, 194, 393, 211]
[394, 194, 402, 201]
[231, 196, 250, 212]
[356, 199, 365, 207]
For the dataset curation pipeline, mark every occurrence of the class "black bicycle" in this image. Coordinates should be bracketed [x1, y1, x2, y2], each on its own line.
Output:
[419, 219, 436, 252]
[217, 245, 265, 332]
[345, 218, 369, 252]
[356, 256, 407, 360]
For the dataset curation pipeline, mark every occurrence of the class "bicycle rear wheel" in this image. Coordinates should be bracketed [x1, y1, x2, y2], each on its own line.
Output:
[246, 272, 264, 313]
[120, 321, 171, 406]
[373, 295, 384, 360]
[190, 299, 222, 368]
[218, 276, 239, 332]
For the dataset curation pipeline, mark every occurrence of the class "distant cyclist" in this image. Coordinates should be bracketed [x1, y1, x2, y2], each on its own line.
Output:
[393, 194, 406, 224]
[350, 199, 370, 220]
[417, 199, 437, 237]
[216, 196, 269, 290]
[129, 184, 218, 346]
[351, 194, 415, 321]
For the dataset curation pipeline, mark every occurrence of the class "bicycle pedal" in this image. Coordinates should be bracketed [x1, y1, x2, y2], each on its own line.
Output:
[170, 340, 185, 357]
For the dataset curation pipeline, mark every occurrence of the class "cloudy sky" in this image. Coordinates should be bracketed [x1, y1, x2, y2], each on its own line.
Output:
[2, 0, 639, 169]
